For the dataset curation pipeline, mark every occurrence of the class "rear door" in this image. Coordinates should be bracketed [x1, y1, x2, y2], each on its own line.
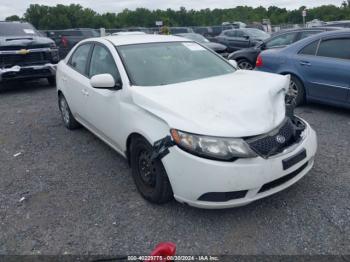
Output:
[296, 37, 350, 103]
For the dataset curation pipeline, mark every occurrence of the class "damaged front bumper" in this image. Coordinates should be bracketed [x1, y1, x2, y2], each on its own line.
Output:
[158, 117, 317, 209]
[0, 63, 57, 82]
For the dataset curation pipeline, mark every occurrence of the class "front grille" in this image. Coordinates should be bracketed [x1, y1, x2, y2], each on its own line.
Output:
[0, 44, 50, 51]
[246, 118, 304, 158]
[0, 52, 51, 68]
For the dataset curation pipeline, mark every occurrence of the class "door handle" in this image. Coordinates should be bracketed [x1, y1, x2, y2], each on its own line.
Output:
[300, 61, 311, 66]
[62, 77, 67, 82]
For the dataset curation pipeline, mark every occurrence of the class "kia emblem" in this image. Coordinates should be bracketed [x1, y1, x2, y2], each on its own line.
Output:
[276, 135, 286, 144]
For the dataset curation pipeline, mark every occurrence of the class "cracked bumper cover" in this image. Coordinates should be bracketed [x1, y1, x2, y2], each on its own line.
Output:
[161, 119, 317, 209]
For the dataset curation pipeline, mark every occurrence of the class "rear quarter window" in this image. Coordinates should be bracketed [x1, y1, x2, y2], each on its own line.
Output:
[299, 40, 319, 56]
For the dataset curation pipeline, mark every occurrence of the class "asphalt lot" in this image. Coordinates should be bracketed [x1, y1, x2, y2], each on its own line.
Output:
[0, 80, 349, 256]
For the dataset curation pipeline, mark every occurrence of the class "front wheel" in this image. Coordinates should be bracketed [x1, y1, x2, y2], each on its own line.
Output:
[130, 137, 173, 204]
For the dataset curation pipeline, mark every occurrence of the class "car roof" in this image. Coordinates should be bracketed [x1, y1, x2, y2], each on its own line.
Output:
[271, 26, 342, 36]
[102, 34, 188, 46]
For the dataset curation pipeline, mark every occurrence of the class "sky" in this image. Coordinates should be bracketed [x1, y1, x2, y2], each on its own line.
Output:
[0, 0, 344, 20]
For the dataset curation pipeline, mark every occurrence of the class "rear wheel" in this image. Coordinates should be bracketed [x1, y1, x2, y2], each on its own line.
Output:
[58, 94, 80, 129]
[286, 76, 305, 106]
[130, 137, 173, 204]
[237, 59, 254, 70]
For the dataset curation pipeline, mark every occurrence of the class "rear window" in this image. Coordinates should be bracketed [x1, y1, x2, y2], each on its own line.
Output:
[0, 23, 40, 36]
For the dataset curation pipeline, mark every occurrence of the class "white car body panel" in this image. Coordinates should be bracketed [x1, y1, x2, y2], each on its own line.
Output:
[56, 35, 317, 209]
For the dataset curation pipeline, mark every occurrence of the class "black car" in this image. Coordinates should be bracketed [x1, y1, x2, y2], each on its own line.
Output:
[0, 21, 59, 85]
[228, 27, 341, 70]
[175, 33, 228, 57]
[215, 28, 270, 52]
[44, 28, 99, 59]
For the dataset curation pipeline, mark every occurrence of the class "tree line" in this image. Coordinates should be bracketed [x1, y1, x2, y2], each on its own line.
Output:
[5, 2, 350, 30]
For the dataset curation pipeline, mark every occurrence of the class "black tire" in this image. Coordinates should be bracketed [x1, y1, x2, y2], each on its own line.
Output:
[58, 94, 80, 129]
[287, 76, 305, 106]
[130, 137, 173, 204]
[237, 59, 254, 70]
[47, 76, 56, 86]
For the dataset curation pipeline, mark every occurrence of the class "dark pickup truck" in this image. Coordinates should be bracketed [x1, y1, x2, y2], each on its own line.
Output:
[0, 21, 59, 85]
[44, 28, 100, 59]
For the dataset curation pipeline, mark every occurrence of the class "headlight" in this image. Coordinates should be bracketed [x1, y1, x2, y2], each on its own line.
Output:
[50, 42, 57, 49]
[170, 129, 257, 161]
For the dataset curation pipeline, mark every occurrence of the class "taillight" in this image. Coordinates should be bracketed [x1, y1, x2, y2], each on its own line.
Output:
[256, 54, 263, 67]
[61, 36, 68, 48]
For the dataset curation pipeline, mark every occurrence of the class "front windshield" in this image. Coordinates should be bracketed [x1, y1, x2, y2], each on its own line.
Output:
[117, 42, 235, 86]
[0, 23, 40, 36]
[180, 34, 210, 43]
[245, 28, 269, 39]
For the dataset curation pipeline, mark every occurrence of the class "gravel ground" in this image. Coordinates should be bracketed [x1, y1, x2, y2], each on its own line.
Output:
[0, 80, 349, 256]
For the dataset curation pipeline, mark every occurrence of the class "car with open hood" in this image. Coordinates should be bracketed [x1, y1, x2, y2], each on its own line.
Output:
[56, 34, 317, 209]
[0, 21, 59, 85]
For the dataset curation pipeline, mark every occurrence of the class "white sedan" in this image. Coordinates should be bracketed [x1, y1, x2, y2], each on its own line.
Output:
[56, 35, 317, 209]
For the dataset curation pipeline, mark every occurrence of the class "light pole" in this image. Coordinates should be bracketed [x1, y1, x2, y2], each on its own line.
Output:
[302, 9, 307, 27]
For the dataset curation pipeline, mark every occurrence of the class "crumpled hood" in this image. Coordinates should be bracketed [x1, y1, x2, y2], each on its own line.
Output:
[131, 70, 290, 137]
[0, 36, 54, 49]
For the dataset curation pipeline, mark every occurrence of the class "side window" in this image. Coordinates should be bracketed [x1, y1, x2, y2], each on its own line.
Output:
[89, 44, 120, 81]
[225, 31, 235, 37]
[299, 40, 319, 56]
[265, 32, 298, 48]
[69, 44, 91, 75]
[299, 30, 322, 40]
[236, 30, 244, 38]
[317, 38, 350, 60]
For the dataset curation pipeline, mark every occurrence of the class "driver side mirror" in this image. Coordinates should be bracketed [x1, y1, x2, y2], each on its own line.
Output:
[90, 74, 122, 90]
[243, 35, 250, 40]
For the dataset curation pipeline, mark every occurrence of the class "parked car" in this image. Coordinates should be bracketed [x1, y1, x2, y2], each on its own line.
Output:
[169, 27, 194, 34]
[193, 25, 233, 41]
[228, 27, 340, 70]
[255, 30, 350, 108]
[325, 20, 350, 28]
[45, 28, 100, 59]
[175, 33, 228, 57]
[0, 21, 59, 85]
[112, 32, 146, 36]
[56, 34, 317, 209]
[216, 28, 270, 52]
